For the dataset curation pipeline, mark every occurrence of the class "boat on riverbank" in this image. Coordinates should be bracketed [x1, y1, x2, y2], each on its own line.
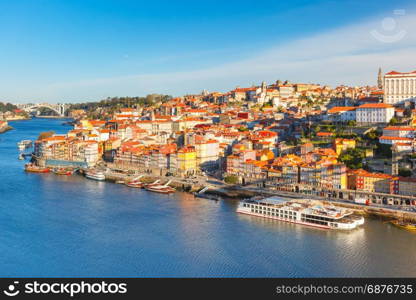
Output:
[145, 185, 176, 194]
[125, 181, 144, 188]
[52, 168, 74, 176]
[144, 179, 160, 187]
[145, 180, 175, 194]
[237, 196, 364, 230]
[125, 175, 144, 188]
[24, 163, 50, 173]
[390, 220, 416, 232]
[85, 170, 106, 181]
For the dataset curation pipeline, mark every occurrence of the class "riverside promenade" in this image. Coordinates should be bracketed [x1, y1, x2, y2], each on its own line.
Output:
[86, 163, 416, 222]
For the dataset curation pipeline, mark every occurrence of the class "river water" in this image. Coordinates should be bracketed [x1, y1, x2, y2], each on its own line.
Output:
[0, 118, 415, 277]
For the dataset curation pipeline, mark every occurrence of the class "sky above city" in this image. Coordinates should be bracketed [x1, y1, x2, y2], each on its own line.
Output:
[1, 0, 416, 103]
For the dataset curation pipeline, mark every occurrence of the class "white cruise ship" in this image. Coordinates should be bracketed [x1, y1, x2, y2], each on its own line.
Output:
[237, 196, 364, 230]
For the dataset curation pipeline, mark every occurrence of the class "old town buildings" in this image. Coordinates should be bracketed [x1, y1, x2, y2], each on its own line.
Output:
[33, 74, 416, 196]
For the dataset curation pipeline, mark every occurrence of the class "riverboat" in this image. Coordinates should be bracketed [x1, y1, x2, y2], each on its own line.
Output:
[85, 170, 106, 181]
[237, 196, 364, 230]
[145, 180, 175, 194]
[52, 168, 74, 176]
[145, 179, 160, 187]
[24, 163, 50, 173]
[125, 180, 144, 188]
[390, 220, 416, 232]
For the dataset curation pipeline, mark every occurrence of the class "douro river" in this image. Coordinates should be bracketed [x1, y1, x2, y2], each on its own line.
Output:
[0, 118, 415, 277]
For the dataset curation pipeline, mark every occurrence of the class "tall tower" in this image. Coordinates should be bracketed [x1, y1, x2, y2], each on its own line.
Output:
[261, 81, 267, 93]
[377, 67, 383, 89]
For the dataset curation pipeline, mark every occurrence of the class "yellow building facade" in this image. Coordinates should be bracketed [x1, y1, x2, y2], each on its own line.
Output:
[177, 147, 197, 176]
[334, 138, 356, 155]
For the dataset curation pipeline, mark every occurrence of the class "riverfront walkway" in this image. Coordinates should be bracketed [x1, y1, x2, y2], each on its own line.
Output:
[102, 163, 416, 218]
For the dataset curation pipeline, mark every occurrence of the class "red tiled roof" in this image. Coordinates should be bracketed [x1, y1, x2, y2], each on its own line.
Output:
[379, 136, 413, 141]
[358, 103, 393, 109]
[385, 70, 416, 75]
[328, 107, 356, 113]
[384, 126, 416, 131]
[316, 132, 334, 137]
[350, 168, 393, 179]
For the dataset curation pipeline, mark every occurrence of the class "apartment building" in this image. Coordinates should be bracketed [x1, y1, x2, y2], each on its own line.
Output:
[356, 103, 394, 124]
[348, 169, 397, 194]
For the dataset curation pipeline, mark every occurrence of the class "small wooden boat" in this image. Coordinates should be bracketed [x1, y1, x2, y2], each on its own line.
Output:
[25, 164, 50, 173]
[144, 180, 175, 194]
[144, 179, 160, 188]
[390, 220, 416, 231]
[145, 185, 176, 194]
[125, 181, 144, 188]
[124, 175, 145, 188]
[53, 168, 73, 176]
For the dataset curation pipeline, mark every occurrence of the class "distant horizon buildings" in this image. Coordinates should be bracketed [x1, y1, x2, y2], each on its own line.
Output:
[7, 68, 416, 107]
[383, 70, 416, 105]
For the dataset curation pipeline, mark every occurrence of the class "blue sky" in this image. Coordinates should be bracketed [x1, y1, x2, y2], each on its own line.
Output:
[0, 0, 415, 103]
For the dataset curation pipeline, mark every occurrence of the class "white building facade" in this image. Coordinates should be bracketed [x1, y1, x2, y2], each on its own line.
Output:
[384, 70, 416, 104]
[356, 103, 394, 124]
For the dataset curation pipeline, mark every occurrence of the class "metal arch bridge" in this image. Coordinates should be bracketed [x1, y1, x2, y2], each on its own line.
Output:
[18, 103, 67, 116]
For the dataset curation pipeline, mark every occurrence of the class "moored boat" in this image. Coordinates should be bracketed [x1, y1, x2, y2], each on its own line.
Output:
[52, 168, 74, 176]
[145, 185, 176, 194]
[125, 181, 144, 188]
[390, 220, 416, 231]
[237, 196, 364, 230]
[24, 163, 50, 173]
[144, 179, 160, 188]
[125, 175, 144, 188]
[85, 170, 106, 181]
[144, 180, 175, 194]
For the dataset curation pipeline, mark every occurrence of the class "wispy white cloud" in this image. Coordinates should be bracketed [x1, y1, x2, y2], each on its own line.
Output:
[15, 8, 416, 102]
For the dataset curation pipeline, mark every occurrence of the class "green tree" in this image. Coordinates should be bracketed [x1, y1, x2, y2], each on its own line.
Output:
[398, 168, 411, 177]
[347, 120, 356, 127]
[376, 143, 392, 158]
[339, 148, 365, 169]
[224, 175, 239, 184]
[389, 117, 399, 125]
[365, 129, 380, 141]
[0, 102, 18, 112]
[68, 94, 172, 115]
